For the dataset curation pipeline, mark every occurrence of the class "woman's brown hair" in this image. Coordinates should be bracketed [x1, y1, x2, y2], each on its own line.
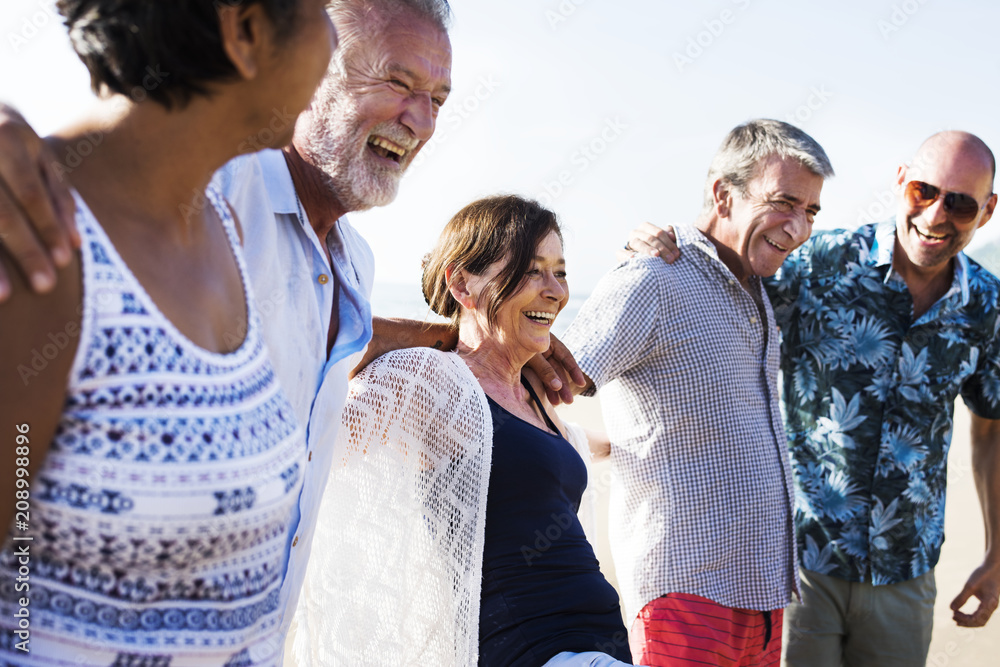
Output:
[422, 195, 562, 330]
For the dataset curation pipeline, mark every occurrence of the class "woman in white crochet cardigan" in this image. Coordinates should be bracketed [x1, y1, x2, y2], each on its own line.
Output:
[292, 196, 640, 667]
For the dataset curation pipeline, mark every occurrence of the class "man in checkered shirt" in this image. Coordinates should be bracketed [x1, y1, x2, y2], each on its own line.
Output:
[562, 119, 834, 667]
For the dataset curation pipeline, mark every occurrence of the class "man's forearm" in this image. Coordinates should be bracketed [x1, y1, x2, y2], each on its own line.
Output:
[949, 414, 1000, 626]
[350, 316, 457, 377]
[971, 415, 1000, 564]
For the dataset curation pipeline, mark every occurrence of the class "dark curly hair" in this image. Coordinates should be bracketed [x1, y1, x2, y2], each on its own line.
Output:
[57, 0, 302, 109]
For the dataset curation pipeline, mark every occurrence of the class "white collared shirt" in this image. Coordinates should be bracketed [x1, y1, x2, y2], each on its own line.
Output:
[872, 218, 971, 309]
[212, 149, 375, 653]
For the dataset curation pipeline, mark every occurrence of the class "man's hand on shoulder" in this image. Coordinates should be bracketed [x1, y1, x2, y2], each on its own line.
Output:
[0, 104, 78, 301]
[620, 222, 680, 265]
[526, 333, 589, 406]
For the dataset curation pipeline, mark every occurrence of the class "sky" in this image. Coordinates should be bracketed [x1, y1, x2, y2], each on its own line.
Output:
[3, 0, 1000, 318]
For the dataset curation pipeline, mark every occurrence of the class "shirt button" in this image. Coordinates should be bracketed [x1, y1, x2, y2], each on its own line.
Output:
[292, 536, 299, 547]
[308, 451, 313, 462]
[728, 279, 736, 286]
[317, 274, 330, 285]
[750, 316, 758, 324]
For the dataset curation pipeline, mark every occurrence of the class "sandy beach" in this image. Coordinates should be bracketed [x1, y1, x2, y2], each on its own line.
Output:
[555, 397, 998, 666]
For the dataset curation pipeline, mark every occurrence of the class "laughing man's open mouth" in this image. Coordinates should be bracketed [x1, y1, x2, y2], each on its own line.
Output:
[368, 136, 408, 163]
[914, 226, 950, 242]
[763, 236, 788, 252]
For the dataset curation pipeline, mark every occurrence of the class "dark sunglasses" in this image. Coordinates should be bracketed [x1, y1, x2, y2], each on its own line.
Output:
[903, 180, 988, 224]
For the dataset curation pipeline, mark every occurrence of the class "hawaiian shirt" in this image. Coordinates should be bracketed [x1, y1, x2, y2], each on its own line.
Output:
[768, 221, 1000, 586]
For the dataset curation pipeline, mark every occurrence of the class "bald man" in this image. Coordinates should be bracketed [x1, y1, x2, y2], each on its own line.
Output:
[628, 131, 1000, 667]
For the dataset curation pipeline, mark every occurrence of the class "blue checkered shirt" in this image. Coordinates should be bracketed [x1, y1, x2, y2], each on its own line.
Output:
[564, 225, 799, 621]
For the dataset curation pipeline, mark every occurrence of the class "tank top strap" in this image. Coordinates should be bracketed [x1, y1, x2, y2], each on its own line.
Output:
[67, 185, 262, 392]
[204, 184, 260, 309]
[519, 374, 559, 433]
[205, 185, 241, 250]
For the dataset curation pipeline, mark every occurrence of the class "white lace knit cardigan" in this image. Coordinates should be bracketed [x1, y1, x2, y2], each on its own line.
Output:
[291, 347, 592, 666]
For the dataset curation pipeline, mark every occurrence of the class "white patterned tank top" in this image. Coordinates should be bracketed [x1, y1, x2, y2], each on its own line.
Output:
[0, 187, 306, 667]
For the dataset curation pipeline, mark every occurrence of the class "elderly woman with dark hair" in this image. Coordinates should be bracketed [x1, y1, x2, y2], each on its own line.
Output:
[295, 195, 637, 667]
[0, 1, 334, 664]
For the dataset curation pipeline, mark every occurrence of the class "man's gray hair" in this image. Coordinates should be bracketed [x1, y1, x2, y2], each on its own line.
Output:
[329, 0, 451, 48]
[702, 119, 834, 211]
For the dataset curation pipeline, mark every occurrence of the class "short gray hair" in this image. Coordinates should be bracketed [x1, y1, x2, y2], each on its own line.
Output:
[325, 0, 451, 79]
[329, 0, 451, 44]
[702, 119, 834, 211]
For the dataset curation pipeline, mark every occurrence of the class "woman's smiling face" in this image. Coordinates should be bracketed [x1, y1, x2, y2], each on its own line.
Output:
[467, 231, 568, 358]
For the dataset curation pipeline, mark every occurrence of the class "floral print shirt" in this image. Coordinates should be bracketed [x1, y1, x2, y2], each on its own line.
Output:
[768, 221, 1000, 585]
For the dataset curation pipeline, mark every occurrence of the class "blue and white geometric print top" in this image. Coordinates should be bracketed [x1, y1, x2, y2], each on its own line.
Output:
[0, 186, 305, 666]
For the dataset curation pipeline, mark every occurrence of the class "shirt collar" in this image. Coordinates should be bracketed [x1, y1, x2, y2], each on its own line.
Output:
[871, 218, 970, 306]
[258, 148, 351, 249]
[871, 219, 897, 268]
[677, 224, 720, 259]
[951, 252, 971, 306]
[677, 224, 764, 290]
[258, 148, 300, 216]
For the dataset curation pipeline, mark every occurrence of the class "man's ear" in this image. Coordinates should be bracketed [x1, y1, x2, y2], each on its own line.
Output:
[446, 265, 475, 309]
[218, 2, 272, 80]
[712, 179, 732, 218]
[977, 192, 998, 229]
[895, 164, 908, 194]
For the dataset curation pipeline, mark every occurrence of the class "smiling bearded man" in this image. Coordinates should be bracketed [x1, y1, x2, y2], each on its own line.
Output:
[298, 0, 451, 212]
[561, 119, 834, 667]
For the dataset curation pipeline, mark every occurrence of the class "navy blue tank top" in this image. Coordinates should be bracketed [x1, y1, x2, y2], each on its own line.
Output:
[478, 379, 632, 666]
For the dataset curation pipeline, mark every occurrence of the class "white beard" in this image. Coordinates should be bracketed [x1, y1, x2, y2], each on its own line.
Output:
[300, 79, 408, 213]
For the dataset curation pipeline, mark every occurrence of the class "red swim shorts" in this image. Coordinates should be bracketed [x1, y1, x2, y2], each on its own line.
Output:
[629, 592, 783, 667]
